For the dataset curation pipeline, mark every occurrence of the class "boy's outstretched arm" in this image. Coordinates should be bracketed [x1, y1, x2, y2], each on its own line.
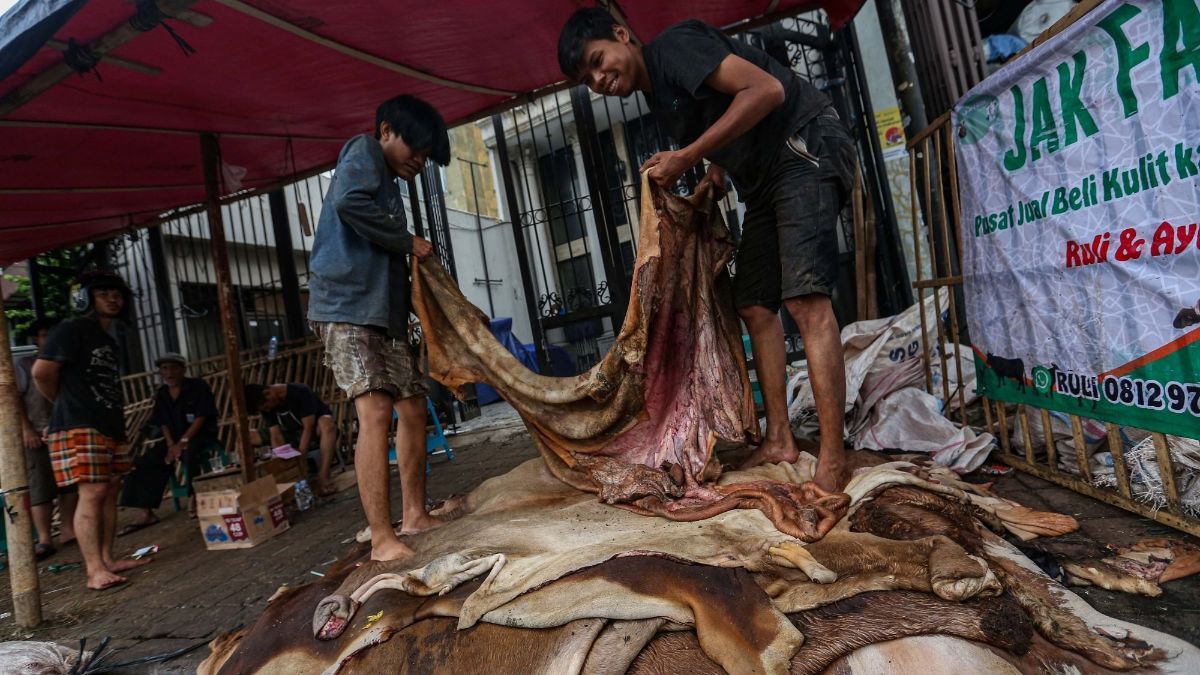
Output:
[643, 54, 784, 187]
[332, 137, 415, 255]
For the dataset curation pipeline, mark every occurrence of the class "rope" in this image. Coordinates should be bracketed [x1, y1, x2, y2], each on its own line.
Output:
[130, 0, 197, 57]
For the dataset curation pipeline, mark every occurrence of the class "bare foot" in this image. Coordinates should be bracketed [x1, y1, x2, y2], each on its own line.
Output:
[812, 454, 847, 493]
[87, 570, 128, 591]
[107, 557, 152, 573]
[399, 513, 444, 536]
[370, 537, 415, 562]
[739, 436, 800, 469]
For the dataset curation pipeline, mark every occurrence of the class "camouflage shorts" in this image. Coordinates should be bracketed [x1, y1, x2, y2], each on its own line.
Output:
[312, 322, 429, 401]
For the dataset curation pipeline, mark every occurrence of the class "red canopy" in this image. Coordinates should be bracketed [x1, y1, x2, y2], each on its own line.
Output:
[0, 0, 863, 265]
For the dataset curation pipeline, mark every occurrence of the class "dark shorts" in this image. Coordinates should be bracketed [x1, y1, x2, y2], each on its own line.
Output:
[312, 321, 429, 401]
[733, 111, 855, 312]
[25, 442, 56, 506]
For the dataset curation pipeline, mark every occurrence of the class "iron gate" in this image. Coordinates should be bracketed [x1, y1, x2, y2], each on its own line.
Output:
[490, 9, 909, 376]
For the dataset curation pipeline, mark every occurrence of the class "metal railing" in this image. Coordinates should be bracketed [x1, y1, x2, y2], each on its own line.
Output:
[907, 114, 1200, 538]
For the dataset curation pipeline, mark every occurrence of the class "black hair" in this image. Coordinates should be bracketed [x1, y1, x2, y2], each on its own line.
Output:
[74, 269, 133, 321]
[374, 95, 451, 166]
[244, 383, 266, 414]
[558, 8, 619, 81]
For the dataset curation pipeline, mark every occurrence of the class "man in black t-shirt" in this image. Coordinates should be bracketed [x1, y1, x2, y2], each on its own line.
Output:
[245, 382, 338, 495]
[33, 271, 149, 591]
[558, 10, 854, 492]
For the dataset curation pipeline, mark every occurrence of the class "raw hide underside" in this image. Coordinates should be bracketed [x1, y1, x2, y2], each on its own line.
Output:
[412, 180, 846, 541]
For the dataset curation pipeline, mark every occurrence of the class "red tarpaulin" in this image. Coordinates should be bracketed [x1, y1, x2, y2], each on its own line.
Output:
[0, 0, 864, 265]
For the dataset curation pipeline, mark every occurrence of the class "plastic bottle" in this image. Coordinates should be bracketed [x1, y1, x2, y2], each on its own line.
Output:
[268, 335, 279, 360]
[294, 479, 315, 511]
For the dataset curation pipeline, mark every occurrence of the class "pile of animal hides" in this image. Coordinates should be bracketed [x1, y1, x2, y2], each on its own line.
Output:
[201, 182, 1200, 674]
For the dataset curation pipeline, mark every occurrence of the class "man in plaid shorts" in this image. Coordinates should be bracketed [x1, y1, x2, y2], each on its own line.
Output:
[32, 271, 148, 590]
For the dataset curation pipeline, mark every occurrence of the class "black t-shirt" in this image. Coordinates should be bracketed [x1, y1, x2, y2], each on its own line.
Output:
[264, 384, 332, 434]
[643, 20, 832, 199]
[150, 377, 219, 447]
[39, 318, 126, 441]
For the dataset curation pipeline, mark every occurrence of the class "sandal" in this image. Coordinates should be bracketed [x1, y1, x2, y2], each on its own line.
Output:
[117, 516, 160, 537]
[34, 543, 57, 561]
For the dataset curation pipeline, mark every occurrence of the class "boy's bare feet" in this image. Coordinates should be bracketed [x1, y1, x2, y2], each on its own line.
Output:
[739, 435, 800, 469]
[812, 454, 847, 493]
[399, 513, 444, 536]
[87, 570, 127, 591]
[370, 537, 415, 562]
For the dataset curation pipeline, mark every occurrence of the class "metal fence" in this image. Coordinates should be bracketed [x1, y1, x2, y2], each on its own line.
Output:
[18, 8, 914, 427]
[486, 9, 910, 377]
[908, 114, 1200, 538]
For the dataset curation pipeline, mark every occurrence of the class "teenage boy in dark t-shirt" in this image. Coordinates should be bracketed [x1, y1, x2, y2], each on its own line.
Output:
[558, 10, 855, 492]
[245, 382, 338, 495]
[33, 271, 149, 590]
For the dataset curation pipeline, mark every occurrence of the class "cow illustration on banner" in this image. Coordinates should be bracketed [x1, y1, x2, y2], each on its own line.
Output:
[954, 0, 1200, 437]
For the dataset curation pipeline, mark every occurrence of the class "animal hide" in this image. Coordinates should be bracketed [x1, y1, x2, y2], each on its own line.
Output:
[411, 178, 846, 542]
[208, 455, 1200, 675]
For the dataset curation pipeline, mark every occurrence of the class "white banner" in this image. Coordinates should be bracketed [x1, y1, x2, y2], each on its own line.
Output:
[954, 0, 1200, 436]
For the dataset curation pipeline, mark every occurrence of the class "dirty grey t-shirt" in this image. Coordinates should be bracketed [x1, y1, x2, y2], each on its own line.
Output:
[13, 353, 51, 431]
[643, 20, 832, 199]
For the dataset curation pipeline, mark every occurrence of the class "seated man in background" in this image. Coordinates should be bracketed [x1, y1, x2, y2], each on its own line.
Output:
[119, 352, 221, 530]
[245, 382, 338, 496]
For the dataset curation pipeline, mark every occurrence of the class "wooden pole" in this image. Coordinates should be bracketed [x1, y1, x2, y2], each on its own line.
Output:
[200, 133, 256, 482]
[0, 291, 42, 626]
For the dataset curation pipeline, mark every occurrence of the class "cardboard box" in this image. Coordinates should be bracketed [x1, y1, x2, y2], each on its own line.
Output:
[257, 456, 305, 485]
[192, 467, 244, 494]
[191, 455, 307, 495]
[276, 481, 297, 509]
[197, 476, 289, 550]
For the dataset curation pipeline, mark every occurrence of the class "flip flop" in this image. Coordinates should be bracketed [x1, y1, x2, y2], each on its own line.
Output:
[34, 543, 57, 561]
[117, 516, 160, 538]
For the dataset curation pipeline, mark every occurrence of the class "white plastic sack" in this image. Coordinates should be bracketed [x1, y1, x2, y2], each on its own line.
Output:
[787, 288, 948, 418]
[854, 387, 995, 473]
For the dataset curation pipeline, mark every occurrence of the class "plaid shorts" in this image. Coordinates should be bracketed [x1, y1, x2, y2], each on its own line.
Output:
[312, 322, 430, 401]
[48, 428, 131, 487]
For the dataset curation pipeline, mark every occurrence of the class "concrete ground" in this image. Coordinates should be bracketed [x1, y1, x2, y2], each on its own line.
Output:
[1, 403, 1197, 671]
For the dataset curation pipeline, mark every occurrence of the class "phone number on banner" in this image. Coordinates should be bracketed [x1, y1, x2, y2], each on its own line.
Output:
[1101, 377, 1200, 416]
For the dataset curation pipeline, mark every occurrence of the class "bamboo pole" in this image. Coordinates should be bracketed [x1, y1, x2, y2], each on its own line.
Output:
[909, 148, 934, 394]
[1018, 405, 1035, 464]
[1151, 433, 1183, 516]
[1040, 407, 1057, 472]
[996, 402, 1011, 455]
[1106, 423, 1132, 499]
[1070, 415, 1092, 483]
[201, 133, 256, 482]
[0, 291, 42, 626]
